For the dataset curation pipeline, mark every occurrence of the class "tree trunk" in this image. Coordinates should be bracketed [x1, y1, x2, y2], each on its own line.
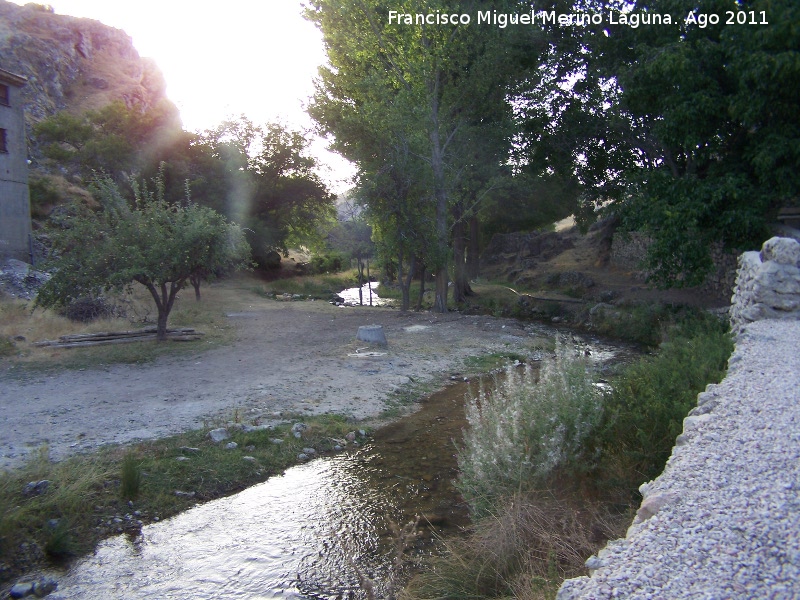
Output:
[429, 70, 449, 314]
[398, 250, 414, 312]
[416, 265, 426, 312]
[467, 215, 480, 280]
[190, 274, 202, 301]
[452, 203, 471, 303]
[156, 309, 169, 342]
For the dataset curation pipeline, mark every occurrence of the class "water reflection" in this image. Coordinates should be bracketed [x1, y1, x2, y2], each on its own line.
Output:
[50, 383, 472, 600]
[338, 282, 387, 306]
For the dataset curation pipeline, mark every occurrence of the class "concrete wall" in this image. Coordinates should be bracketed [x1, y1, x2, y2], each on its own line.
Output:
[0, 69, 32, 263]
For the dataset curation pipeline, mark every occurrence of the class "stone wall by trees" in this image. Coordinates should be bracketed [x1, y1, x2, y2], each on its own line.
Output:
[729, 237, 800, 331]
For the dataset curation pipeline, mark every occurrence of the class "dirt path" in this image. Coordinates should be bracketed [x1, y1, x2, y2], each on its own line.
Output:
[0, 301, 546, 470]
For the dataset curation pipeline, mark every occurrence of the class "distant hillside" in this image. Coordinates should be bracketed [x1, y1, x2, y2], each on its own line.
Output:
[0, 1, 178, 136]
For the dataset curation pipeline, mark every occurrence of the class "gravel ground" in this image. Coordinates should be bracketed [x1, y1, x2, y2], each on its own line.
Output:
[0, 301, 567, 471]
[558, 318, 800, 599]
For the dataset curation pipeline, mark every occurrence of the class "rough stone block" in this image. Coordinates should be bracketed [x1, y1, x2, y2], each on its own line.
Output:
[760, 236, 800, 266]
[356, 324, 387, 346]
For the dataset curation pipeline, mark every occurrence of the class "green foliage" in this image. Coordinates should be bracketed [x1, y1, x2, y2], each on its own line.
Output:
[34, 100, 181, 183]
[195, 117, 335, 265]
[120, 453, 142, 501]
[598, 313, 733, 483]
[601, 0, 800, 285]
[308, 252, 346, 274]
[36, 170, 251, 340]
[457, 347, 603, 517]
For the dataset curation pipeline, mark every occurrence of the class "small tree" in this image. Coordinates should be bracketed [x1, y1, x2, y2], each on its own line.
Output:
[37, 172, 251, 340]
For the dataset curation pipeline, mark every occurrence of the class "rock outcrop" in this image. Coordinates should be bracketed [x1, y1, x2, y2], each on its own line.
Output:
[0, 1, 176, 130]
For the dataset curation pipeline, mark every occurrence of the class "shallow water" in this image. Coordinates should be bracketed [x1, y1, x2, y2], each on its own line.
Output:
[49, 381, 473, 600]
[338, 282, 386, 306]
[48, 332, 638, 599]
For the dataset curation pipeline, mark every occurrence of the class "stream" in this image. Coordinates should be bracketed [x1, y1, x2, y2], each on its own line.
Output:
[46, 334, 637, 599]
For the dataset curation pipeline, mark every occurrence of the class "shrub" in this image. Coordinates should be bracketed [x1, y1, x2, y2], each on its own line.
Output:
[597, 313, 733, 483]
[309, 252, 346, 274]
[457, 344, 603, 517]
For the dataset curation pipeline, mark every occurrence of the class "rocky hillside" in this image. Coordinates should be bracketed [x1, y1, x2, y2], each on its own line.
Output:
[0, 0, 176, 131]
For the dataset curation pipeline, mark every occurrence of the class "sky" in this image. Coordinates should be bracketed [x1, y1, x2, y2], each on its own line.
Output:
[10, 0, 355, 192]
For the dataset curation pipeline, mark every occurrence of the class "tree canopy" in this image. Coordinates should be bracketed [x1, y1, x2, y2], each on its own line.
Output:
[37, 171, 251, 340]
[307, 0, 799, 292]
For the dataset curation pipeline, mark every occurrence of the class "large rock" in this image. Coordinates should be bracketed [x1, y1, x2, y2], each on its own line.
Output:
[0, 1, 177, 134]
[730, 237, 800, 330]
[356, 324, 387, 346]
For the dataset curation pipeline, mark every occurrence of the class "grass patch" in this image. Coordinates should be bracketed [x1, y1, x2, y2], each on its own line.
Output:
[0, 274, 271, 374]
[253, 272, 359, 299]
[594, 312, 733, 486]
[404, 490, 629, 600]
[0, 413, 366, 583]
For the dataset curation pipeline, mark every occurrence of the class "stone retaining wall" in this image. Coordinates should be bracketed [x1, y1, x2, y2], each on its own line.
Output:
[729, 236, 800, 331]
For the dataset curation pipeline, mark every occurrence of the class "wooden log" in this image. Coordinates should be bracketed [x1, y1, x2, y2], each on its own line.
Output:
[57, 327, 196, 342]
[36, 329, 203, 348]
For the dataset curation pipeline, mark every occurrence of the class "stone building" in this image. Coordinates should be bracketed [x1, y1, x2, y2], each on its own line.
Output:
[0, 67, 32, 263]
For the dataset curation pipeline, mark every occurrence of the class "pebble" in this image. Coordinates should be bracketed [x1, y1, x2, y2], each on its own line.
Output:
[208, 428, 229, 442]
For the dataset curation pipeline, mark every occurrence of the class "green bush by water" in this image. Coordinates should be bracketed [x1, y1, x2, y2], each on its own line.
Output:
[597, 312, 733, 483]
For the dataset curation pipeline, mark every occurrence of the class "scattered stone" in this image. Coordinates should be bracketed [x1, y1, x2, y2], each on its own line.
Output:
[245, 445, 255, 451]
[10, 582, 34, 598]
[32, 577, 58, 597]
[225, 442, 238, 450]
[240, 424, 271, 433]
[175, 456, 190, 462]
[345, 431, 356, 442]
[174, 491, 195, 498]
[270, 438, 284, 445]
[179, 446, 200, 453]
[297, 453, 309, 461]
[302, 447, 316, 455]
[208, 428, 230, 442]
[242, 456, 256, 462]
[23, 480, 51, 497]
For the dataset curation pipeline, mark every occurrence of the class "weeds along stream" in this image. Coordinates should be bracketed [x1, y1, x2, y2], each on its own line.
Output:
[33, 335, 639, 600]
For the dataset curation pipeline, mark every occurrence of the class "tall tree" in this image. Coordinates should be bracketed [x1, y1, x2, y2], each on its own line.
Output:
[195, 117, 335, 266]
[597, 0, 800, 285]
[37, 171, 251, 340]
[307, 0, 516, 312]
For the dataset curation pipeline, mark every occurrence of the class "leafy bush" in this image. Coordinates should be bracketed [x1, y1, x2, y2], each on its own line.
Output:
[309, 252, 346, 274]
[457, 344, 603, 517]
[597, 313, 733, 483]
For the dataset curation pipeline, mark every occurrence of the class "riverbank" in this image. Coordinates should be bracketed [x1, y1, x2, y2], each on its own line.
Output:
[1, 285, 557, 471]
[558, 318, 800, 598]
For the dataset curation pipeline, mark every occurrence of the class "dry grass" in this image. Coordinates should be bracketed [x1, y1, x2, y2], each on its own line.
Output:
[0, 273, 269, 372]
[402, 488, 631, 600]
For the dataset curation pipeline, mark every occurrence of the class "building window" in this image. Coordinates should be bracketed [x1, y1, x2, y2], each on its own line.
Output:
[0, 128, 7, 153]
[0, 84, 8, 106]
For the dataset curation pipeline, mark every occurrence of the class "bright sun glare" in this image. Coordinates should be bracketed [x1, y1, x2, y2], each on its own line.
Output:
[10, 0, 355, 192]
